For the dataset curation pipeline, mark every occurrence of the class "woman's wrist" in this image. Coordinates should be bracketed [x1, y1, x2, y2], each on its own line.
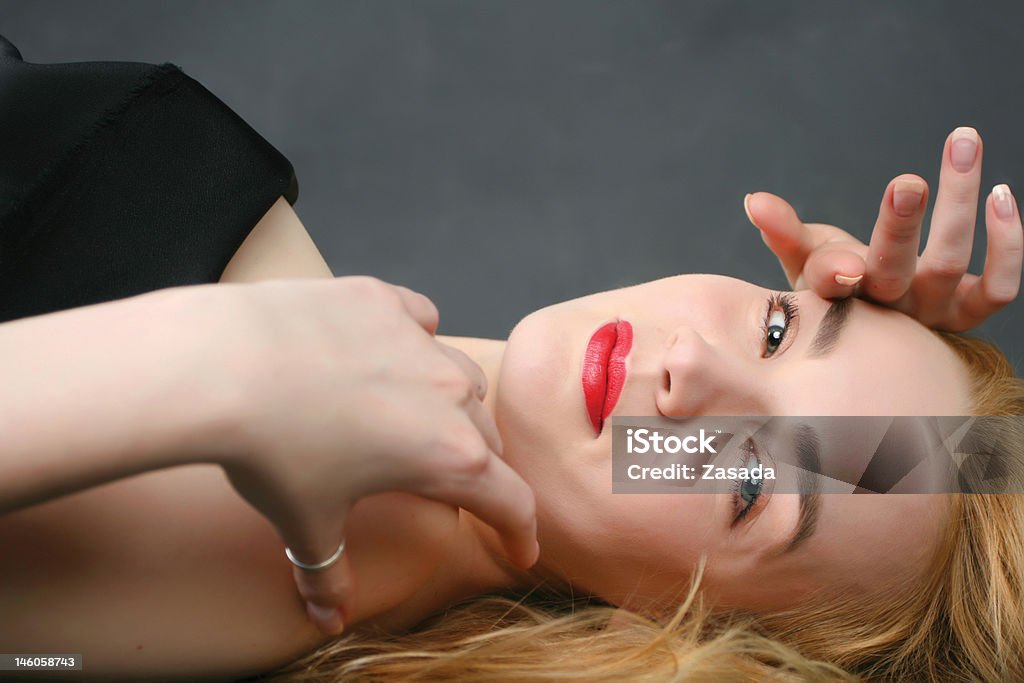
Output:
[139, 284, 255, 467]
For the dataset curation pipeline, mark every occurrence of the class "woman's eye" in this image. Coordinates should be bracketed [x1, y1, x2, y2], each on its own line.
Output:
[732, 451, 764, 524]
[739, 454, 763, 503]
[761, 292, 798, 358]
[765, 310, 787, 355]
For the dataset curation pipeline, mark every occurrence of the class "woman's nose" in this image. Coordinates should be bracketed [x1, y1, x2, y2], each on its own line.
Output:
[655, 327, 767, 416]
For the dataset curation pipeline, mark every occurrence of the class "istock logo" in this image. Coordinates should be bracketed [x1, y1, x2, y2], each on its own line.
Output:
[625, 428, 717, 454]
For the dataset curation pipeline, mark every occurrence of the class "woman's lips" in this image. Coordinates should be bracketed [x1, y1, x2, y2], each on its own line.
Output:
[581, 320, 633, 435]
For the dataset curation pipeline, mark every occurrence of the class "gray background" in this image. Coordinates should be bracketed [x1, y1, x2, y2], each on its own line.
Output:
[2, 0, 1022, 369]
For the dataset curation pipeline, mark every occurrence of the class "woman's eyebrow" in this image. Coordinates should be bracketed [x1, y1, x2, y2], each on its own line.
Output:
[806, 296, 854, 358]
[767, 423, 823, 559]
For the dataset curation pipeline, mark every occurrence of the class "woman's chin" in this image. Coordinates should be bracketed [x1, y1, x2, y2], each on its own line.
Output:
[494, 308, 608, 531]
[495, 309, 574, 467]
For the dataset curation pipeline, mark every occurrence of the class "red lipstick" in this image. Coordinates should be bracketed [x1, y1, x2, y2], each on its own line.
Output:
[581, 320, 633, 435]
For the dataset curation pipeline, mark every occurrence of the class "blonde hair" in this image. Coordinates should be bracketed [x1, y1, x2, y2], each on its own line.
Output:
[256, 332, 1024, 682]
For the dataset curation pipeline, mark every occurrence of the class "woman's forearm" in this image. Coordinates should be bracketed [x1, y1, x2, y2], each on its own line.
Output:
[0, 193, 325, 515]
[0, 287, 237, 514]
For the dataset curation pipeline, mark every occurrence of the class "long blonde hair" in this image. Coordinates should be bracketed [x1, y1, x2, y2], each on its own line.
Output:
[255, 331, 1024, 682]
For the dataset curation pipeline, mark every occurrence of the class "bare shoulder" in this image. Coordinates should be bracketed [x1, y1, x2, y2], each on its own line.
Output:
[220, 197, 334, 283]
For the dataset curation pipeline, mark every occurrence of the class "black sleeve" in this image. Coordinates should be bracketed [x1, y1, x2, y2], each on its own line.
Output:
[0, 35, 298, 323]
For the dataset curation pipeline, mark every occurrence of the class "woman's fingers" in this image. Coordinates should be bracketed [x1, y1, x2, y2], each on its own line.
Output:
[915, 128, 983, 315]
[451, 452, 539, 570]
[437, 341, 501, 450]
[863, 175, 929, 303]
[744, 192, 815, 288]
[462, 393, 503, 457]
[418, 414, 538, 569]
[750, 129, 1018, 332]
[293, 549, 356, 636]
[438, 342, 488, 401]
[800, 244, 867, 299]
[390, 283, 440, 336]
[949, 185, 1023, 330]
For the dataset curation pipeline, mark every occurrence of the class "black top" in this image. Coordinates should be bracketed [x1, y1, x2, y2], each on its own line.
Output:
[0, 35, 298, 323]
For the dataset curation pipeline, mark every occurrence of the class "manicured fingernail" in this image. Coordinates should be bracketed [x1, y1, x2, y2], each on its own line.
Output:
[307, 602, 344, 636]
[893, 179, 925, 217]
[993, 184, 1016, 220]
[950, 127, 979, 173]
[835, 273, 863, 286]
[743, 193, 758, 227]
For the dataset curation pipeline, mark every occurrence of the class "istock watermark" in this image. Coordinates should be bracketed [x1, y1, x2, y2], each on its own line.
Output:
[625, 428, 719, 454]
[610, 416, 1024, 495]
[622, 426, 775, 482]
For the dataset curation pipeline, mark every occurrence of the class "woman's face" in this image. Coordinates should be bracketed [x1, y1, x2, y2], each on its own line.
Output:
[495, 274, 971, 613]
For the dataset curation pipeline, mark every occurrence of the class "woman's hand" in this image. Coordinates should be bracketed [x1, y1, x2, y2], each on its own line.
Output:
[183, 276, 537, 636]
[744, 127, 1022, 331]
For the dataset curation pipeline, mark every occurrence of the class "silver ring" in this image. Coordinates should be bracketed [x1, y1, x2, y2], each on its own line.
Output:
[285, 538, 346, 572]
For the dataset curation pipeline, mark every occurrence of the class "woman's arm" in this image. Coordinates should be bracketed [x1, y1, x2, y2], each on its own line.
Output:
[0, 200, 466, 681]
[0, 200, 332, 681]
[219, 197, 334, 283]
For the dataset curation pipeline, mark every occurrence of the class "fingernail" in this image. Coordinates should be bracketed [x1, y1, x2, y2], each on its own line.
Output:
[950, 127, 979, 173]
[307, 602, 344, 636]
[993, 184, 1016, 220]
[743, 193, 758, 227]
[834, 273, 863, 286]
[893, 179, 925, 217]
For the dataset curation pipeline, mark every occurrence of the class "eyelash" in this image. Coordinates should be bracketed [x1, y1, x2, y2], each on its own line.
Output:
[731, 439, 766, 525]
[761, 292, 799, 358]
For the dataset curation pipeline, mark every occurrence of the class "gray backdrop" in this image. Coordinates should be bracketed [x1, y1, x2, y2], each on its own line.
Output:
[3, 1, 1022, 371]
